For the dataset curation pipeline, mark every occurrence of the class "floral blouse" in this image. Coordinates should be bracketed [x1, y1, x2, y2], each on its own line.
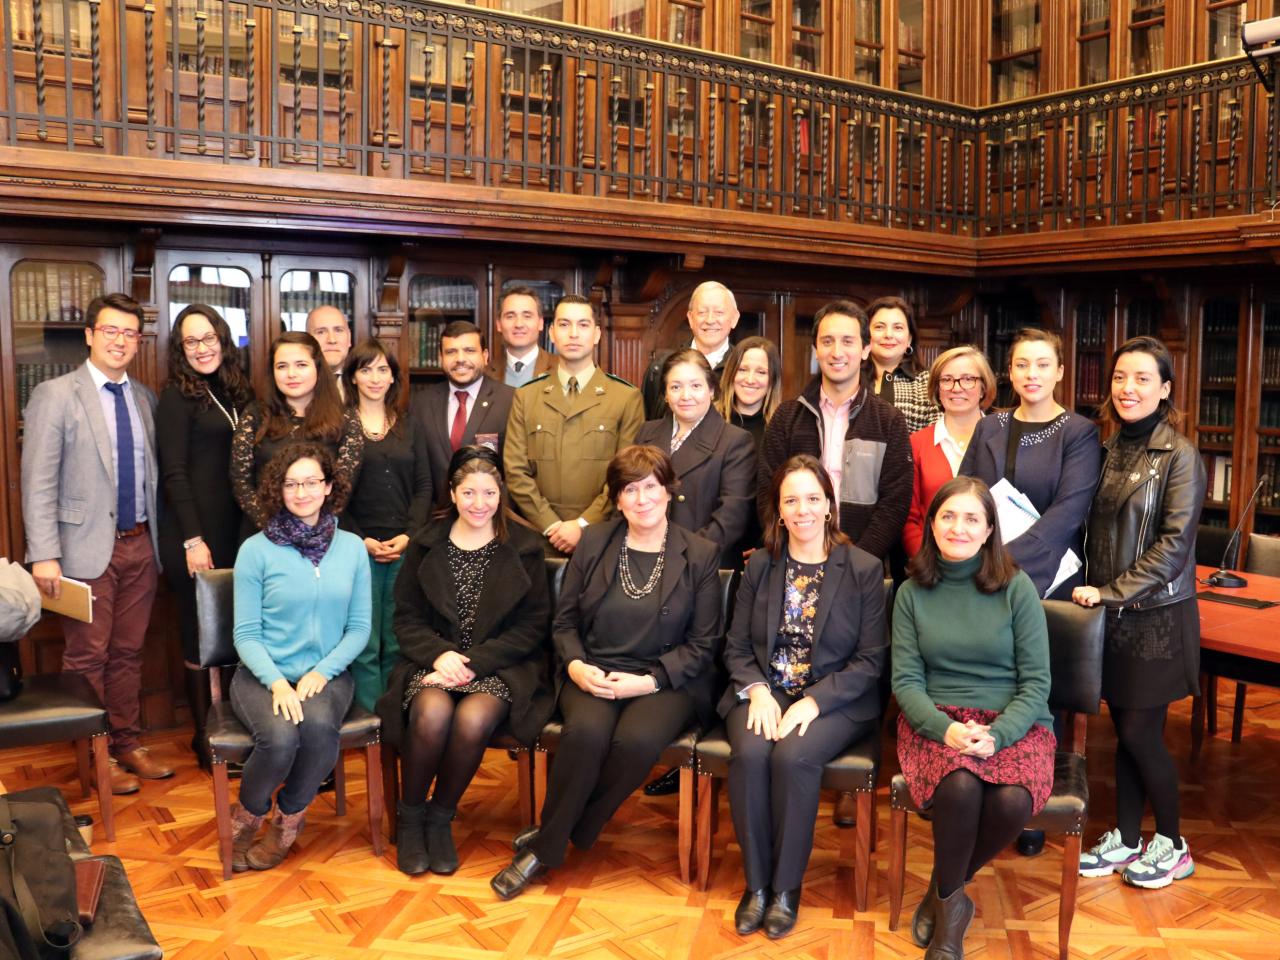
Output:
[768, 558, 825, 694]
[230, 403, 364, 529]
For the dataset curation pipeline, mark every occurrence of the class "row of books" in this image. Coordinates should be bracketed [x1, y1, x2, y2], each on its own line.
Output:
[1075, 308, 1107, 347]
[1200, 394, 1235, 428]
[1257, 456, 1280, 509]
[409, 279, 479, 312]
[409, 319, 445, 369]
[1074, 353, 1107, 403]
[1207, 454, 1232, 503]
[993, 0, 1041, 56]
[1262, 346, 1280, 388]
[993, 62, 1040, 104]
[1203, 307, 1237, 335]
[1080, 0, 1110, 32]
[1259, 398, 1280, 430]
[1201, 341, 1237, 384]
[12, 265, 104, 326]
[16, 363, 80, 415]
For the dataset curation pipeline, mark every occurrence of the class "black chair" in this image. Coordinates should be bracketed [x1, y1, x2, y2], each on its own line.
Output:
[887, 600, 1104, 960]
[532, 565, 737, 885]
[692, 579, 894, 910]
[1195, 523, 1237, 569]
[194, 569, 384, 880]
[0, 673, 115, 840]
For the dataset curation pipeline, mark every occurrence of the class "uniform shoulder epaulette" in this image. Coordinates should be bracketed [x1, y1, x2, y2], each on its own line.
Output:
[605, 372, 637, 388]
[519, 373, 552, 388]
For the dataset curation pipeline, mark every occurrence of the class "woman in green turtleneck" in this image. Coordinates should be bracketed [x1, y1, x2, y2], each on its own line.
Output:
[1072, 337, 1204, 892]
[892, 475, 1053, 960]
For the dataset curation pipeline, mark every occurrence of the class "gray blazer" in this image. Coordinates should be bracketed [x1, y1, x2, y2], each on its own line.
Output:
[21, 361, 160, 580]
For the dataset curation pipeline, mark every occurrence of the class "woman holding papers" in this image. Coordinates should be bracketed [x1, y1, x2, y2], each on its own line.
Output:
[958, 328, 1101, 600]
[1072, 337, 1204, 891]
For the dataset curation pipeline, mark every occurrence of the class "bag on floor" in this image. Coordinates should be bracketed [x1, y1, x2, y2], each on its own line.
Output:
[0, 795, 82, 959]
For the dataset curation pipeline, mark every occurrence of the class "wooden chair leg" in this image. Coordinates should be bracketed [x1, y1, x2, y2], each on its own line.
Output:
[1232, 682, 1247, 743]
[515, 749, 535, 827]
[854, 790, 873, 912]
[695, 773, 717, 891]
[888, 807, 908, 930]
[1205, 673, 1219, 735]
[74, 738, 92, 798]
[678, 766, 694, 884]
[333, 757, 347, 816]
[1058, 832, 1082, 960]
[381, 742, 399, 837]
[365, 743, 384, 857]
[92, 733, 114, 842]
[212, 761, 233, 881]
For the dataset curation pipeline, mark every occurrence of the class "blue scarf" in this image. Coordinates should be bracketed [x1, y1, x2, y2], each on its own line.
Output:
[264, 509, 337, 567]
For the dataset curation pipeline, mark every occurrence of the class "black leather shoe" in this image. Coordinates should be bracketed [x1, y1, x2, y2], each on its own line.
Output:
[643, 767, 681, 797]
[763, 888, 801, 939]
[1016, 828, 1045, 857]
[734, 887, 770, 935]
[512, 824, 540, 853]
[490, 850, 547, 900]
[911, 874, 938, 947]
[833, 791, 856, 827]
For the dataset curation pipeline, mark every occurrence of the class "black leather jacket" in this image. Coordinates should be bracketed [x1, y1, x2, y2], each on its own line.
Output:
[1083, 419, 1206, 612]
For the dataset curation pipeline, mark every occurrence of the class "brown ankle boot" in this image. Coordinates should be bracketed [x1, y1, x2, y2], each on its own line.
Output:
[923, 886, 975, 960]
[230, 803, 265, 873]
[247, 808, 306, 871]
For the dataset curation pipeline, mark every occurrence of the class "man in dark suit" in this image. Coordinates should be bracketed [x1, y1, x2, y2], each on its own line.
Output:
[306, 304, 353, 399]
[412, 320, 515, 503]
[484, 286, 557, 388]
[640, 281, 741, 419]
[21, 293, 173, 794]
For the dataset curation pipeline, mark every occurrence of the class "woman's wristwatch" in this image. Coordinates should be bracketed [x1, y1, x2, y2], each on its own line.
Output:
[183, 536, 204, 551]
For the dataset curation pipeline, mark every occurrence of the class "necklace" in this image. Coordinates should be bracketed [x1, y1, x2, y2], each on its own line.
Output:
[206, 384, 239, 431]
[362, 410, 393, 441]
[619, 532, 667, 599]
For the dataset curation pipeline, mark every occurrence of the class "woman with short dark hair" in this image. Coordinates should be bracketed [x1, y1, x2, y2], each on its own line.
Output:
[489, 444, 723, 900]
[866, 296, 937, 432]
[893, 475, 1053, 957]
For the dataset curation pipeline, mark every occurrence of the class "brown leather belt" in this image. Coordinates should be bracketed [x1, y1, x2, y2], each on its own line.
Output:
[116, 522, 149, 539]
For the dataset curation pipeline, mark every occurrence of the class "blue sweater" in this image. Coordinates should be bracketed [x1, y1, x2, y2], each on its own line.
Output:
[233, 530, 372, 686]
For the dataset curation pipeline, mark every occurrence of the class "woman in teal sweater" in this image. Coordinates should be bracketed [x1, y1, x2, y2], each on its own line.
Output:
[892, 475, 1053, 960]
[229, 442, 371, 873]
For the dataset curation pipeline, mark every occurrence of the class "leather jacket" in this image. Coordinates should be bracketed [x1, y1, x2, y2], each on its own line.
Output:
[1083, 419, 1206, 613]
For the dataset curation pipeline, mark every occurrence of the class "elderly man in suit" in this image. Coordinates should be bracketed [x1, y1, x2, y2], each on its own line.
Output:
[504, 295, 644, 556]
[640, 281, 741, 419]
[22, 293, 172, 795]
[306, 304, 352, 398]
[484, 286, 557, 388]
[412, 320, 515, 503]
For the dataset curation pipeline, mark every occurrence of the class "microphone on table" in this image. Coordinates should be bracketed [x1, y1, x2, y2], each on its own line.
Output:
[1206, 478, 1267, 588]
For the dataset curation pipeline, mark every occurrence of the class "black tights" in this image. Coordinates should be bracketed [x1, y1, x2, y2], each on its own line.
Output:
[1110, 704, 1179, 846]
[931, 770, 1032, 898]
[399, 688, 509, 810]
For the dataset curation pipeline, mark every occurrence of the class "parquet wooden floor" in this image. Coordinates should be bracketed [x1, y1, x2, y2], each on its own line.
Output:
[6, 690, 1280, 959]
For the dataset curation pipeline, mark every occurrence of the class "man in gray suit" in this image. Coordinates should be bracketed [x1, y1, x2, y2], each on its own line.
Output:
[412, 320, 515, 505]
[22, 293, 173, 794]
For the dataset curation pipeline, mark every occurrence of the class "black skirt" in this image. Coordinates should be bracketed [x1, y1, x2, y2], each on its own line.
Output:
[1102, 596, 1200, 708]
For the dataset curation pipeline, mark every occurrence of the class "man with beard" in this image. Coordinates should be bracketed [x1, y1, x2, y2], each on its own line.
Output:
[412, 321, 515, 507]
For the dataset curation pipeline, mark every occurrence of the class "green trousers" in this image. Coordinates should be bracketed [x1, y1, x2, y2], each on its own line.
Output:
[352, 555, 403, 712]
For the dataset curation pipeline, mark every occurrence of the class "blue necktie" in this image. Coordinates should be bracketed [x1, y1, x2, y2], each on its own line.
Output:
[104, 382, 137, 531]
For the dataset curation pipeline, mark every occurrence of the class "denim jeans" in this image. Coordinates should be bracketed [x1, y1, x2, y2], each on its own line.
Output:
[230, 665, 354, 816]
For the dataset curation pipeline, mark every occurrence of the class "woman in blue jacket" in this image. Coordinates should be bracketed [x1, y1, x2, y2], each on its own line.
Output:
[229, 442, 371, 872]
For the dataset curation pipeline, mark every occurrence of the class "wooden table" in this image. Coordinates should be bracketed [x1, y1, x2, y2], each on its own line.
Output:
[1193, 564, 1280, 760]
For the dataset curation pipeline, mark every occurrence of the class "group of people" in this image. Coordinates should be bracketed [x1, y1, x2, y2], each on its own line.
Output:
[18, 281, 1205, 956]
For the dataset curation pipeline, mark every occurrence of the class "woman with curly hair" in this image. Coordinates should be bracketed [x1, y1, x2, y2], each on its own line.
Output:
[228, 443, 371, 872]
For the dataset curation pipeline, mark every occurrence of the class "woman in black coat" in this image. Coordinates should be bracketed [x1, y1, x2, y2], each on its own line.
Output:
[377, 446, 553, 877]
[157, 303, 253, 768]
[489, 444, 723, 900]
[634, 349, 757, 569]
[721, 454, 887, 939]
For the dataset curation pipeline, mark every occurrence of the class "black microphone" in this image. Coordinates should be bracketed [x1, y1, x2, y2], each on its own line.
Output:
[1206, 478, 1268, 588]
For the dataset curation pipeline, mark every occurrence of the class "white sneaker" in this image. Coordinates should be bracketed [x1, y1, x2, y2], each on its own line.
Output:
[1079, 828, 1144, 877]
[1122, 833, 1194, 889]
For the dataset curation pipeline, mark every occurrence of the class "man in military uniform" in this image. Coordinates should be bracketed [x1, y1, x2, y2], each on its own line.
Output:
[504, 295, 644, 555]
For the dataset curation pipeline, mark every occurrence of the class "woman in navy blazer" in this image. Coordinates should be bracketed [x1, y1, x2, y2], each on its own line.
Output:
[720, 454, 887, 939]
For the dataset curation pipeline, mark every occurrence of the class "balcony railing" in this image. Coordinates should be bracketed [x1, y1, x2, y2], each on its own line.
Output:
[1, 0, 1276, 236]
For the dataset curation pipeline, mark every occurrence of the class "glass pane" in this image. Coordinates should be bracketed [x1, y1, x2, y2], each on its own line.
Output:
[1130, 24, 1165, 73]
[1073, 300, 1108, 417]
[741, 18, 772, 61]
[610, 0, 645, 35]
[278, 270, 355, 334]
[854, 45, 881, 84]
[167, 265, 252, 374]
[408, 276, 479, 369]
[742, 0, 772, 19]
[12, 0, 96, 54]
[792, 0, 821, 30]
[499, 0, 565, 19]
[856, 0, 881, 43]
[899, 0, 923, 50]
[1080, 36, 1109, 84]
[993, 0, 1040, 55]
[1200, 298, 1238, 515]
[1130, 0, 1164, 25]
[992, 53, 1039, 101]
[1081, 0, 1109, 33]
[164, 1, 251, 76]
[897, 53, 923, 93]
[668, 2, 703, 46]
[12, 260, 106, 418]
[1208, 3, 1243, 60]
[408, 34, 472, 92]
[273, 11, 350, 90]
[1126, 298, 1160, 338]
[792, 31, 821, 71]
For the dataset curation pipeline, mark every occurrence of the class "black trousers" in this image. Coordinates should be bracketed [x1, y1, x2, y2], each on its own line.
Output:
[727, 689, 875, 891]
[531, 682, 695, 868]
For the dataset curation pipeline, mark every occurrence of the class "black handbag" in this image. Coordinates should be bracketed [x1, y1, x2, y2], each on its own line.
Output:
[0, 644, 22, 703]
[0, 796, 82, 959]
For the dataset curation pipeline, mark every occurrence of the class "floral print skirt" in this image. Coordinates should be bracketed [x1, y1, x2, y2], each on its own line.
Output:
[896, 705, 1056, 815]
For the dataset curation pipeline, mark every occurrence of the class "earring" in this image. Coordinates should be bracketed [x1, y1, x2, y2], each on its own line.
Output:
[825, 512, 832, 521]
[904, 345, 915, 357]
[777, 516, 785, 525]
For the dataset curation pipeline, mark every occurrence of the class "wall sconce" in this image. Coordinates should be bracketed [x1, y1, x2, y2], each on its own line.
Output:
[1242, 17, 1280, 91]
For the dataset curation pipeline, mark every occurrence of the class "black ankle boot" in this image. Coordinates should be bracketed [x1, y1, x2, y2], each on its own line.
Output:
[763, 887, 801, 939]
[396, 802, 429, 876]
[734, 887, 770, 935]
[911, 873, 938, 947]
[425, 801, 458, 875]
[924, 886, 975, 960]
[184, 665, 213, 772]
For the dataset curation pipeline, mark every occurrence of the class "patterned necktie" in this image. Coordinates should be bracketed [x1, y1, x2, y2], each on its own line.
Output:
[450, 390, 469, 451]
[104, 382, 137, 530]
[567, 376, 579, 398]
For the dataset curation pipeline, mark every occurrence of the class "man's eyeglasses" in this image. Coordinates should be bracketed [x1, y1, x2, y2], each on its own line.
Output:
[181, 333, 220, 351]
[939, 374, 980, 390]
[95, 325, 141, 343]
[282, 478, 327, 494]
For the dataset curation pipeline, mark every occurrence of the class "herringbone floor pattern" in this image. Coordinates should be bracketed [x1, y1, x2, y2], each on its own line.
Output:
[5, 690, 1280, 958]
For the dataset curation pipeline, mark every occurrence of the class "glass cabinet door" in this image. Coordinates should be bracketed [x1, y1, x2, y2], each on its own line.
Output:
[1128, 0, 1165, 74]
[167, 264, 253, 374]
[1198, 299, 1237, 524]
[278, 269, 357, 333]
[1073, 299, 1108, 421]
[408, 275, 480, 371]
[991, 0, 1041, 102]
